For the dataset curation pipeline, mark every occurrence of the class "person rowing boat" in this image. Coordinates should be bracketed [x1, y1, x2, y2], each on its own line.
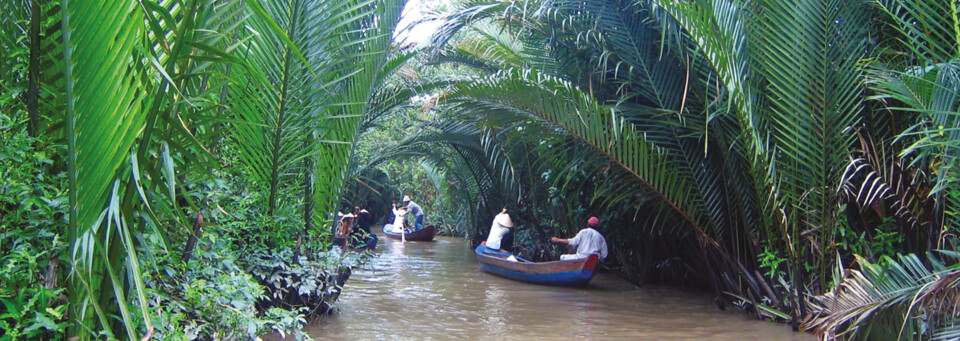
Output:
[551, 216, 608, 261]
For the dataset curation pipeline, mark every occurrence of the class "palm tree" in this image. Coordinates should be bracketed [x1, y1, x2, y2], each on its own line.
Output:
[428, 0, 776, 313]
[425, 0, 957, 324]
[1, 0, 409, 338]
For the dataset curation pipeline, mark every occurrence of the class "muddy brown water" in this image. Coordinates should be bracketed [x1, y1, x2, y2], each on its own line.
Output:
[302, 235, 814, 340]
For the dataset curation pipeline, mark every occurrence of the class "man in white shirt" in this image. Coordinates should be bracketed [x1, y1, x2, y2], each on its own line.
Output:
[551, 216, 608, 261]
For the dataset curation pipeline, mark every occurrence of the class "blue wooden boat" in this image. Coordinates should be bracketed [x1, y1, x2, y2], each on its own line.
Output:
[474, 244, 599, 286]
[382, 224, 436, 241]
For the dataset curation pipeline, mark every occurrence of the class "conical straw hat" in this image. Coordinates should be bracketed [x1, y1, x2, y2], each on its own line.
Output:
[495, 213, 513, 228]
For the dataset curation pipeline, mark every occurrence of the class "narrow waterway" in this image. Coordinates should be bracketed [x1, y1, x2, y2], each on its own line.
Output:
[307, 235, 813, 340]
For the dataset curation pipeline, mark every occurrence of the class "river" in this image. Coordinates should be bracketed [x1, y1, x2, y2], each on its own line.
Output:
[305, 236, 813, 340]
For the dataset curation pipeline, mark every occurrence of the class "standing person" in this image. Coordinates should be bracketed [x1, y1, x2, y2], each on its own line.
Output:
[485, 208, 514, 252]
[403, 195, 424, 230]
[390, 203, 408, 232]
[551, 216, 608, 261]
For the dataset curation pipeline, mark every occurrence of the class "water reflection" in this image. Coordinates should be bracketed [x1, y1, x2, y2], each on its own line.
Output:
[481, 284, 508, 335]
[304, 236, 813, 340]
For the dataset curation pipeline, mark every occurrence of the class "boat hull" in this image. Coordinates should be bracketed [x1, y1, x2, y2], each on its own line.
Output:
[474, 245, 598, 286]
[382, 224, 436, 241]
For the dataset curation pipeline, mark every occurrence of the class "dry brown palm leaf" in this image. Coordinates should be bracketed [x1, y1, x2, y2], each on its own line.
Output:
[803, 253, 960, 340]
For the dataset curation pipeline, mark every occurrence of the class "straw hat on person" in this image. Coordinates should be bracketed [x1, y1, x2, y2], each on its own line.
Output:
[402, 195, 411, 202]
[495, 212, 514, 228]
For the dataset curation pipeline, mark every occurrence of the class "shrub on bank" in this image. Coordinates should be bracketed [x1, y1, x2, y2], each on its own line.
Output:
[0, 121, 68, 340]
[0, 119, 367, 340]
[247, 249, 370, 316]
[141, 248, 313, 340]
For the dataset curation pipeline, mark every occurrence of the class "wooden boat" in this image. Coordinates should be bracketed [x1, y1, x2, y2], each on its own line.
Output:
[474, 244, 598, 286]
[382, 224, 436, 241]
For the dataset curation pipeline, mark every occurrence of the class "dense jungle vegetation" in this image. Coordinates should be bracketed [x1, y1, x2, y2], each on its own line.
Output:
[1, 0, 959, 340]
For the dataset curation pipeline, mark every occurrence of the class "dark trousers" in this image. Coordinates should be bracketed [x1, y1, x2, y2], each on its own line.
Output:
[415, 215, 424, 230]
[500, 230, 514, 252]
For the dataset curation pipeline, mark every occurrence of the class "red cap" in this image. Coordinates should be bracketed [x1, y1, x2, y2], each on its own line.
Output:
[588, 217, 599, 226]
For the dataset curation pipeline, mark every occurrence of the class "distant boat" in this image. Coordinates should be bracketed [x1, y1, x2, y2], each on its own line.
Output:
[474, 244, 598, 286]
[382, 224, 436, 241]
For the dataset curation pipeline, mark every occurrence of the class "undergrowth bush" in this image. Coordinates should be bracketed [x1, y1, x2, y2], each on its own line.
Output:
[1, 115, 367, 340]
[0, 115, 68, 340]
[142, 248, 312, 341]
[131, 165, 370, 340]
[246, 248, 370, 316]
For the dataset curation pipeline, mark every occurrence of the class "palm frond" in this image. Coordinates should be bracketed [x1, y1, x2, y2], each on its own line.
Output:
[62, 0, 150, 337]
[429, 1, 507, 53]
[311, 0, 408, 227]
[446, 68, 722, 242]
[874, 0, 959, 65]
[804, 253, 960, 340]
[546, 0, 686, 109]
[649, 0, 758, 141]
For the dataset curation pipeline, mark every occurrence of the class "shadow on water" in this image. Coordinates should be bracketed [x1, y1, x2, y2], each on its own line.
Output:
[292, 235, 814, 340]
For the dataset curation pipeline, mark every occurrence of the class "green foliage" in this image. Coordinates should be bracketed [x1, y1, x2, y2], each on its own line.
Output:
[422, 0, 959, 328]
[0, 0, 955, 338]
[758, 244, 787, 280]
[142, 248, 312, 341]
[837, 217, 905, 262]
[0, 243, 66, 341]
[3, 0, 404, 337]
[246, 248, 369, 316]
[136, 162, 366, 339]
[0, 286, 65, 341]
[0, 115, 67, 340]
[262, 307, 310, 341]
[184, 163, 326, 254]
[0, 116, 66, 233]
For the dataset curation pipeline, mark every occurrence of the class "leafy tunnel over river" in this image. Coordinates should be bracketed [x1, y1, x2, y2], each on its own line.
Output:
[1, 0, 958, 340]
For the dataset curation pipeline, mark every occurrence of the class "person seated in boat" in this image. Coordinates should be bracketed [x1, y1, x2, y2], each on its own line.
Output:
[338, 213, 355, 236]
[484, 208, 514, 252]
[402, 195, 425, 230]
[390, 203, 408, 233]
[338, 213, 356, 248]
[352, 205, 374, 247]
[551, 216, 608, 261]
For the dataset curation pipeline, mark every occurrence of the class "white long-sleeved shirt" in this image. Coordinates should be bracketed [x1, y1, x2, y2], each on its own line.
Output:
[562, 227, 607, 260]
[485, 213, 511, 249]
[391, 208, 407, 232]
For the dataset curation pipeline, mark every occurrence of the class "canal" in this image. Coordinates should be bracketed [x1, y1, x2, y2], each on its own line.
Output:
[306, 236, 813, 340]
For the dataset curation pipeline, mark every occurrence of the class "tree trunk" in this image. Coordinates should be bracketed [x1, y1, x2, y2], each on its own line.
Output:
[27, 0, 40, 137]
